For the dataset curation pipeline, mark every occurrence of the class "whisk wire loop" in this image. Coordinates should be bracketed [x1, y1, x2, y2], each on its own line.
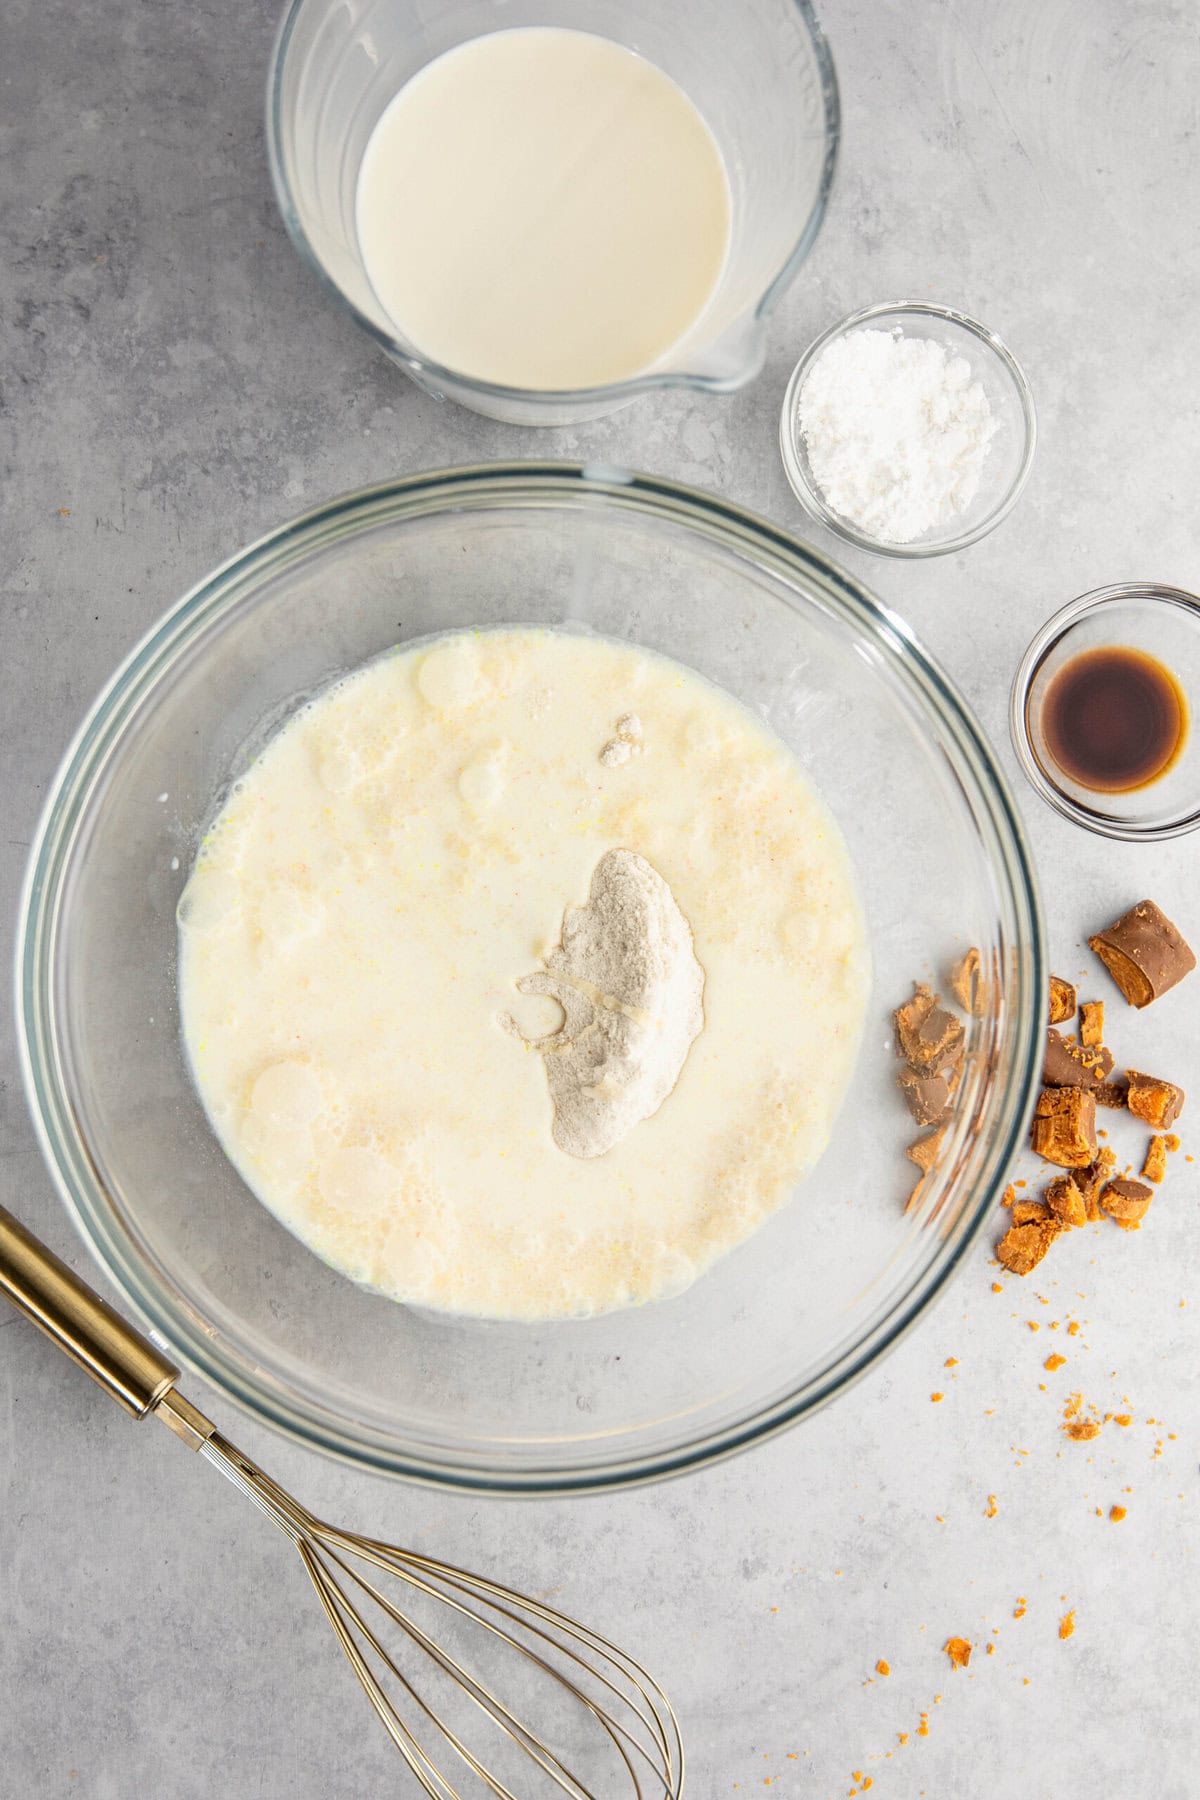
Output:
[320, 1543, 605, 1799]
[201, 1432, 683, 1800]
[323, 1530, 675, 1794]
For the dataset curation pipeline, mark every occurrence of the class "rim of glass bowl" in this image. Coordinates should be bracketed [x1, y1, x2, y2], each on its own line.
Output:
[1010, 581, 1200, 841]
[16, 465, 1045, 1495]
[779, 301, 1038, 559]
[265, 1, 840, 408]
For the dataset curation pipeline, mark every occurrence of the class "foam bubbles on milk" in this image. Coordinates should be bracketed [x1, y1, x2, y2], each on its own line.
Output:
[251, 1060, 324, 1127]
[418, 636, 481, 710]
[458, 743, 507, 812]
[239, 1114, 314, 1191]
[177, 867, 241, 933]
[256, 885, 324, 953]
[317, 1145, 399, 1217]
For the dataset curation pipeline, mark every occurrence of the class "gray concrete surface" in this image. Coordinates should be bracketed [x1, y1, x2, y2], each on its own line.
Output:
[2, 1, 1198, 1795]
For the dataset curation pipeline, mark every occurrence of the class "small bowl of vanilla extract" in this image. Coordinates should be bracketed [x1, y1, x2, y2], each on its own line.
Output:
[1012, 583, 1200, 839]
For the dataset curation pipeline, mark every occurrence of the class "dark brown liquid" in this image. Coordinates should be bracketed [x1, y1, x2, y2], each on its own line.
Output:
[1038, 646, 1188, 793]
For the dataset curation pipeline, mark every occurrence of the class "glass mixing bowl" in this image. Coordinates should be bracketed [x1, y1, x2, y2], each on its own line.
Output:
[17, 466, 1044, 1494]
[267, 0, 839, 424]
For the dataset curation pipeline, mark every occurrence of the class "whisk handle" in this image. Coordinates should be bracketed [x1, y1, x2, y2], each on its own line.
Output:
[0, 1203, 180, 1418]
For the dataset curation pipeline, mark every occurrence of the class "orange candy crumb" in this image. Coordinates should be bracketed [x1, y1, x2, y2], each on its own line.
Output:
[876, 1660, 890, 1677]
[944, 1637, 972, 1668]
[1110, 1505, 1127, 1522]
[1059, 1611, 1076, 1640]
[930, 1392, 944, 1403]
[1044, 1353, 1067, 1371]
[984, 1494, 999, 1518]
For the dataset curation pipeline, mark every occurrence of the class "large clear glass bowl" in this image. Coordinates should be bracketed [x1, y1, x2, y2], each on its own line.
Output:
[266, 0, 839, 424]
[17, 466, 1044, 1494]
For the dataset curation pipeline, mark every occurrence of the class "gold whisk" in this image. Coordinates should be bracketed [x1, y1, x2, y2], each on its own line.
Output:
[0, 1205, 684, 1799]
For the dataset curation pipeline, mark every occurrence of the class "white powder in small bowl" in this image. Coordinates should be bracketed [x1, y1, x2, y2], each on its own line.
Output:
[795, 326, 999, 545]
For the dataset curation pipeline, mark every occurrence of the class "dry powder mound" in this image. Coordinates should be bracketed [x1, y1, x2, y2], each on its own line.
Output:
[517, 848, 705, 1158]
[796, 326, 999, 544]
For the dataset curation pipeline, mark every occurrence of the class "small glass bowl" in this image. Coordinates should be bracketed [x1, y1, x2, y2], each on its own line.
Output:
[779, 301, 1037, 558]
[1011, 583, 1200, 840]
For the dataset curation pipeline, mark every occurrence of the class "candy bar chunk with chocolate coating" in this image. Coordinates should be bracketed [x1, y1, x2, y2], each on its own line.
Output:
[1031, 1086, 1097, 1168]
[949, 947, 986, 1017]
[1043, 1029, 1114, 1090]
[1048, 975, 1076, 1025]
[1074, 1147, 1116, 1222]
[897, 1063, 957, 1127]
[893, 984, 965, 1072]
[1011, 1198, 1053, 1225]
[1126, 1070, 1185, 1130]
[1099, 1177, 1153, 1226]
[1088, 900, 1195, 1009]
[906, 1127, 946, 1175]
[1045, 1174, 1087, 1229]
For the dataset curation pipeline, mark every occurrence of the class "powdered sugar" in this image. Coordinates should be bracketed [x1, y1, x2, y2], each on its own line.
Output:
[796, 326, 999, 544]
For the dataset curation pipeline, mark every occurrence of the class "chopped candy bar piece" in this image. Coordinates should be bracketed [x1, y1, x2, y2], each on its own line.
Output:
[1074, 1148, 1117, 1222]
[1078, 1001, 1104, 1047]
[1031, 1086, 1097, 1168]
[949, 947, 985, 1016]
[897, 1063, 957, 1127]
[1099, 1177, 1153, 1225]
[893, 984, 964, 1071]
[1045, 1174, 1087, 1229]
[1126, 1070, 1185, 1130]
[1048, 975, 1077, 1025]
[906, 1127, 946, 1175]
[1043, 1029, 1114, 1090]
[1088, 900, 1195, 1009]
[996, 1217, 1062, 1275]
[1142, 1137, 1168, 1185]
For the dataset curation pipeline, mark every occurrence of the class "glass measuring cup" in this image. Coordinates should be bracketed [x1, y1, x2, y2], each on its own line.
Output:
[267, 0, 839, 424]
